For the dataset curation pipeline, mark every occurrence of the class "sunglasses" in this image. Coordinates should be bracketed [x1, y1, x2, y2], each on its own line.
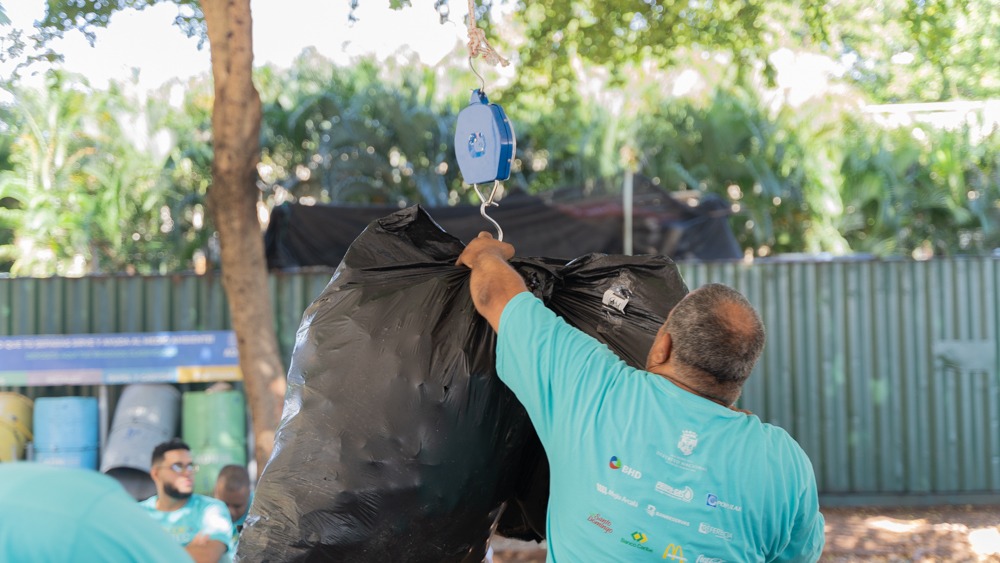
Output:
[163, 462, 199, 474]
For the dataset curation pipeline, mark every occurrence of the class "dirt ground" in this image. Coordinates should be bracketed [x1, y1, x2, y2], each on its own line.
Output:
[490, 505, 1000, 562]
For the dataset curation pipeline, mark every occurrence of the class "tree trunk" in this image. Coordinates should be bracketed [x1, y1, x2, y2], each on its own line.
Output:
[201, 0, 285, 477]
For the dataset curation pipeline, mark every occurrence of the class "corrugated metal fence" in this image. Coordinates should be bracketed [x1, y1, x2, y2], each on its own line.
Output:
[678, 257, 1000, 505]
[0, 270, 333, 369]
[2, 257, 998, 505]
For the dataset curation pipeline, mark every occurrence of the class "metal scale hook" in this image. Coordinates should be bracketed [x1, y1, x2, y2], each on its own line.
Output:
[468, 56, 486, 93]
[473, 180, 503, 241]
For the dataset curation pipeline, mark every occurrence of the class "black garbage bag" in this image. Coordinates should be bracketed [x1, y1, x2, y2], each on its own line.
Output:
[237, 206, 687, 562]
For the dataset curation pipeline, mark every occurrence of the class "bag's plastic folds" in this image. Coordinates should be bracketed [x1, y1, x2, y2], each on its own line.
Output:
[237, 206, 688, 562]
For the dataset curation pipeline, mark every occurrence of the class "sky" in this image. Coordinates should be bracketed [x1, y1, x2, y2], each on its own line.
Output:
[4, 0, 472, 90]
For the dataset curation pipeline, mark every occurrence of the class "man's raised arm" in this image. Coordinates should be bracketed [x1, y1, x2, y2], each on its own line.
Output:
[455, 232, 528, 332]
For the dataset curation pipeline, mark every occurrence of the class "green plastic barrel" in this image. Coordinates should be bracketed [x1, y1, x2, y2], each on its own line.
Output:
[182, 390, 247, 494]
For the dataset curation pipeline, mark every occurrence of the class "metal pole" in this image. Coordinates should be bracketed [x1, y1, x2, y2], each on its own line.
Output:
[98, 384, 109, 461]
[623, 169, 634, 255]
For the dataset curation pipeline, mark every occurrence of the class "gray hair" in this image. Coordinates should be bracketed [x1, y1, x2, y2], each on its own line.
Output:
[665, 283, 765, 385]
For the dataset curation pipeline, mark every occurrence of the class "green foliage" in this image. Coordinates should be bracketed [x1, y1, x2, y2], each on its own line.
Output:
[0, 71, 102, 275]
[629, 87, 846, 255]
[507, 84, 608, 192]
[252, 51, 1000, 257]
[258, 54, 464, 207]
[153, 77, 216, 269]
[510, 0, 773, 87]
[503, 0, 998, 104]
[0, 70, 207, 275]
[804, 0, 1000, 102]
[841, 123, 1000, 255]
[2, 0, 995, 274]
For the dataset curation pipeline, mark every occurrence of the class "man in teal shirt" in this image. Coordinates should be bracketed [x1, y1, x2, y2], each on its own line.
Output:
[140, 438, 234, 563]
[0, 463, 189, 562]
[457, 232, 825, 562]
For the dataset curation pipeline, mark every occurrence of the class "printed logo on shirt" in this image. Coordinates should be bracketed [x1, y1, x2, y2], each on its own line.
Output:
[609, 455, 642, 479]
[587, 513, 614, 534]
[596, 482, 640, 507]
[698, 522, 734, 542]
[655, 480, 694, 502]
[646, 504, 691, 527]
[656, 450, 707, 473]
[620, 531, 653, 552]
[696, 555, 726, 563]
[677, 430, 699, 456]
[705, 493, 743, 512]
[166, 525, 189, 543]
[662, 543, 686, 561]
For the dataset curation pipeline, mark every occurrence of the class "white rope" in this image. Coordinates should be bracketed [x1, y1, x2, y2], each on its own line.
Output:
[466, 0, 509, 67]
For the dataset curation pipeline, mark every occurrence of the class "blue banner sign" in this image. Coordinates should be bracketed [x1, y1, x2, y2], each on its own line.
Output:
[0, 331, 241, 387]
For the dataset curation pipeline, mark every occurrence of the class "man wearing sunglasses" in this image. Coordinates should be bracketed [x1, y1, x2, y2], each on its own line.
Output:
[140, 438, 234, 563]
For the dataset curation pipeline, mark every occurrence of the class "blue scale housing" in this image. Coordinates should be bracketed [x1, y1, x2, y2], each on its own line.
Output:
[454, 89, 516, 185]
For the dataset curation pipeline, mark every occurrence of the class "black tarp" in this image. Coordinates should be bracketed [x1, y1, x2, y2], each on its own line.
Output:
[240, 206, 689, 562]
[264, 187, 741, 271]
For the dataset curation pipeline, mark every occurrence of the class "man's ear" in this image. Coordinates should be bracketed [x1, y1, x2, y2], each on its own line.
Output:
[648, 330, 672, 367]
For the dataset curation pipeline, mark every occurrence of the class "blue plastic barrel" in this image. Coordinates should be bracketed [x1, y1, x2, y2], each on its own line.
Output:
[34, 448, 99, 469]
[32, 397, 99, 469]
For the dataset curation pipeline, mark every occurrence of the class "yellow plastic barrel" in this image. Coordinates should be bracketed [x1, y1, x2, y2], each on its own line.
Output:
[0, 421, 22, 461]
[0, 392, 34, 461]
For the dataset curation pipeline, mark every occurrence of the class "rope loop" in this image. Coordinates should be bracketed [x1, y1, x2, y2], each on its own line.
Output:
[466, 0, 509, 67]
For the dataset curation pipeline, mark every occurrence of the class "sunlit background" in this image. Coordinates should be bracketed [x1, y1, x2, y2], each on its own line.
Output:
[0, 0, 997, 275]
[2, 0, 470, 89]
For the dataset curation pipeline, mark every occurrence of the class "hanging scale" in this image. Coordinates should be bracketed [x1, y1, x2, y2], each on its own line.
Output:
[454, 0, 515, 241]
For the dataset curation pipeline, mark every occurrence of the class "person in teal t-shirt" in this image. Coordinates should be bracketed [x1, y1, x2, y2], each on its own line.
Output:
[0, 463, 189, 562]
[457, 232, 825, 562]
[140, 438, 234, 563]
